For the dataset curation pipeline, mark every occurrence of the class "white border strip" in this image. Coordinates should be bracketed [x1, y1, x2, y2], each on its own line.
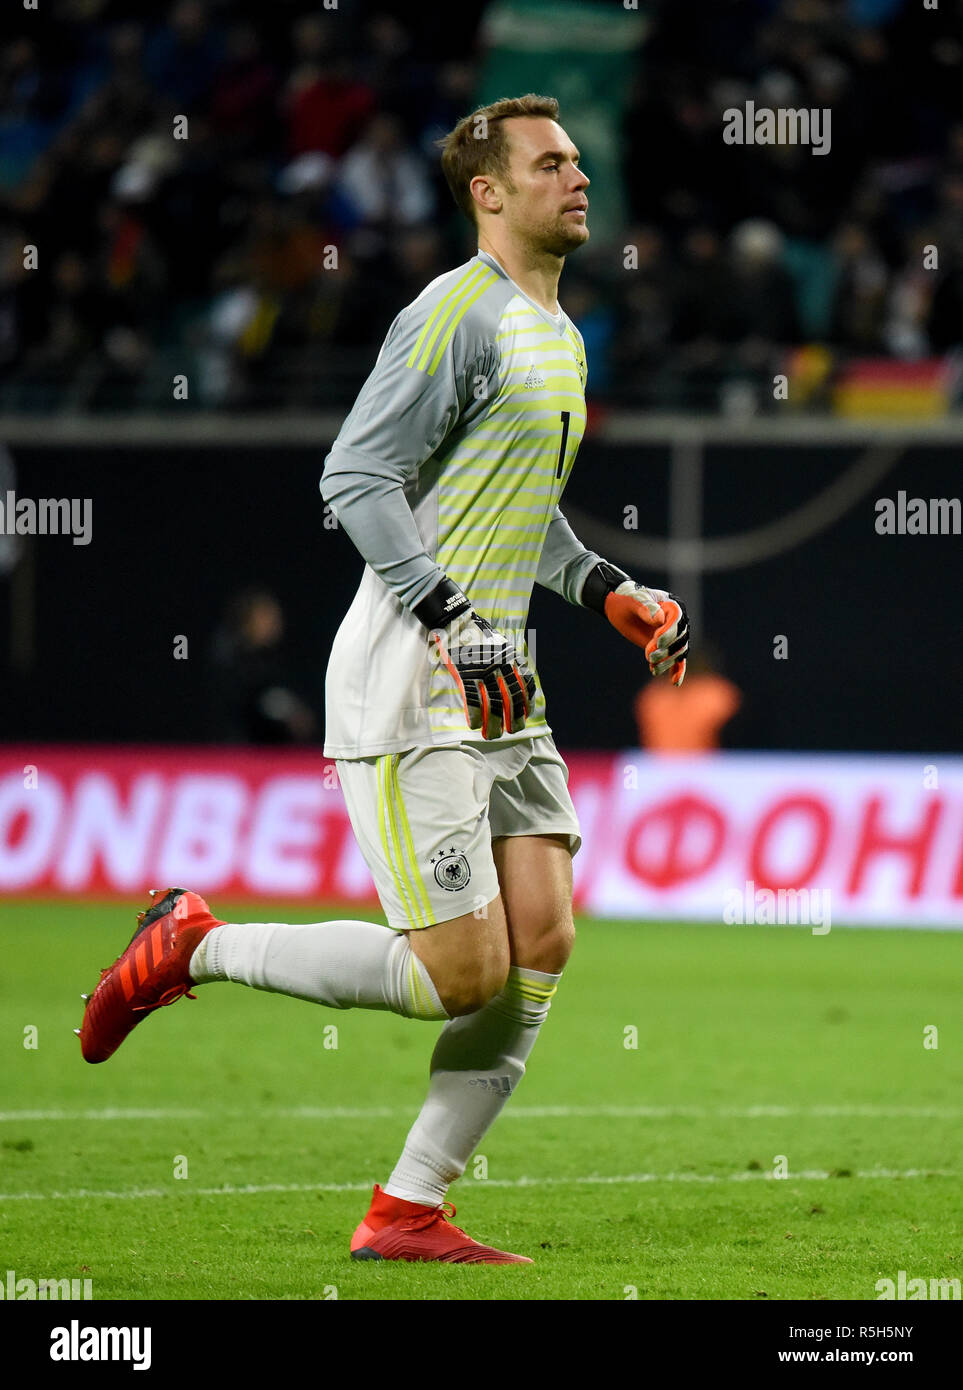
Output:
[0, 1169, 954, 1203]
[1, 1104, 959, 1123]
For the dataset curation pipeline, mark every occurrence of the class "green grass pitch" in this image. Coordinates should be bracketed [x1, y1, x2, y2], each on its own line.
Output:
[1, 900, 959, 1301]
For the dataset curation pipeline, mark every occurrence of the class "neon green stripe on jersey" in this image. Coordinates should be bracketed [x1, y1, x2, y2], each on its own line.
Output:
[426, 271, 499, 376]
[407, 264, 497, 375]
[441, 502, 553, 535]
[322, 260, 588, 757]
[406, 263, 486, 370]
[430, 718, 550, 736]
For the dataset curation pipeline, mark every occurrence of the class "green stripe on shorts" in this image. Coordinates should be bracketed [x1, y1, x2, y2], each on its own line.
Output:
[377, 756, 422, 929]
[377, 755, 434, 930]
[389, 755, 435, 926]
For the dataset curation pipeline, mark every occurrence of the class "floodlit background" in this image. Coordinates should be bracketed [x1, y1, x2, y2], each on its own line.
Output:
[2, 0, 963, 414]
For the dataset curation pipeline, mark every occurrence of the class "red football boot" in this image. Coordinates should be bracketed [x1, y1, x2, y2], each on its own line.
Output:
[350, 1184, 533, 1264]
[78, 888, 223, 1064]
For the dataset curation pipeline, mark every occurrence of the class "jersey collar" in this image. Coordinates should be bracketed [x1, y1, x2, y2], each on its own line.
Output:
[475, 249, 566, 331]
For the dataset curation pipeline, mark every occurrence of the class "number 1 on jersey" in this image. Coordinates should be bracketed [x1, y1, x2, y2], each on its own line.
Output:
[556, 410, 571, 480]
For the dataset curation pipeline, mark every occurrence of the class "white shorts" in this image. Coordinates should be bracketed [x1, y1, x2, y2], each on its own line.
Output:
[336, 735, 581, 931]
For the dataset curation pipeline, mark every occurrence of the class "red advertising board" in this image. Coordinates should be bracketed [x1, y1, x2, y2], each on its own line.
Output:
[0, 747, 959, 927]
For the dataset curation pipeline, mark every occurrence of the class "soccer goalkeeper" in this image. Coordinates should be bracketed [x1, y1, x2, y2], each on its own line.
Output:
[78, 94, 688, 1263]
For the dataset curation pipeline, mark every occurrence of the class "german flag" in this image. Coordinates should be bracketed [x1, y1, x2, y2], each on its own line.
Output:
[833, 358, 953, 418]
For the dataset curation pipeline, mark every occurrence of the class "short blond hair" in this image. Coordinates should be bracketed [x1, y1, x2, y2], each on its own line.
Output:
[438, 93, 560, 225]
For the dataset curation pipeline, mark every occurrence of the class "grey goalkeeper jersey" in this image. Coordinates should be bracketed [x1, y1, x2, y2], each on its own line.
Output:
[320, 248, 603, 758]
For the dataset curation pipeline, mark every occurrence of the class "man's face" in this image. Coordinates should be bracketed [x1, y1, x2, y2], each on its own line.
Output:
[486, 116, 590, 256]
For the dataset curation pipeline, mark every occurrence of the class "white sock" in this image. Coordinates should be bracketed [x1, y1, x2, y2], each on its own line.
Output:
[384, 965, 560, 1205]
[189, 920, 448, 1021]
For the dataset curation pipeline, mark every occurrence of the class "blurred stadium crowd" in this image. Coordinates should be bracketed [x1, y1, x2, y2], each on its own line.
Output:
[1, 0, 961, 412]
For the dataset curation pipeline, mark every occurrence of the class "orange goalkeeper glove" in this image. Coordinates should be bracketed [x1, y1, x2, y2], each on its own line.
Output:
[581, 561, 689, 686]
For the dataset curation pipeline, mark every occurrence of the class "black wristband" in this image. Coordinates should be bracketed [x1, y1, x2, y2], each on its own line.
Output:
[580, 561, 631, 617]
[412, 576, 472, 629]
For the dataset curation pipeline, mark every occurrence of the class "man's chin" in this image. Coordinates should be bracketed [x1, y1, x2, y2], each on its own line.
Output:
[545, 224, 590, 256]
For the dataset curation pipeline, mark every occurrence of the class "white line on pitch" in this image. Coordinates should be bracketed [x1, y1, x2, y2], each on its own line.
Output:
[0, 1104, 960, 1123]
[0, 1168, 954, 1203]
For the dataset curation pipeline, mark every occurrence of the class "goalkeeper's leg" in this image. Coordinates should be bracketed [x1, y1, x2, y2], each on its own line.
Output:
[192, 746, 512, 1018]
[79, 747, 513, 1063]
[79, 889, 510, 1063]
[190, 899, 508, 1018]
[368, 833, 574, 1213]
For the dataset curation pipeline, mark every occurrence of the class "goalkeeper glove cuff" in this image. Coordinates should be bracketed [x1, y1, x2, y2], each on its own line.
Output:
[412, 575, 472, 629]
[581, 561, 689, 686]
[413, 576, 536, 739]
[580, 560, 632, 618]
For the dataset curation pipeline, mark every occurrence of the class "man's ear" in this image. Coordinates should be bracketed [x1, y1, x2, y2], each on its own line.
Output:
[470, 173, 502, 216]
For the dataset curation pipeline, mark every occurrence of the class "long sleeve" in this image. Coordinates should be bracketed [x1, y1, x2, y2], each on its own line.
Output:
[320, 291, 493, 612]
[535, 505, 604, 606]
[321, 453, 445, 612]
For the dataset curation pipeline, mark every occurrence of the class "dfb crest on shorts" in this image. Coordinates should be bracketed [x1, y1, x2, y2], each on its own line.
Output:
[431, 846, 471, 891]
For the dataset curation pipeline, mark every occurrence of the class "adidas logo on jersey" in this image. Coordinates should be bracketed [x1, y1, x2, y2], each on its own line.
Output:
[523, 364, 545, 390]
